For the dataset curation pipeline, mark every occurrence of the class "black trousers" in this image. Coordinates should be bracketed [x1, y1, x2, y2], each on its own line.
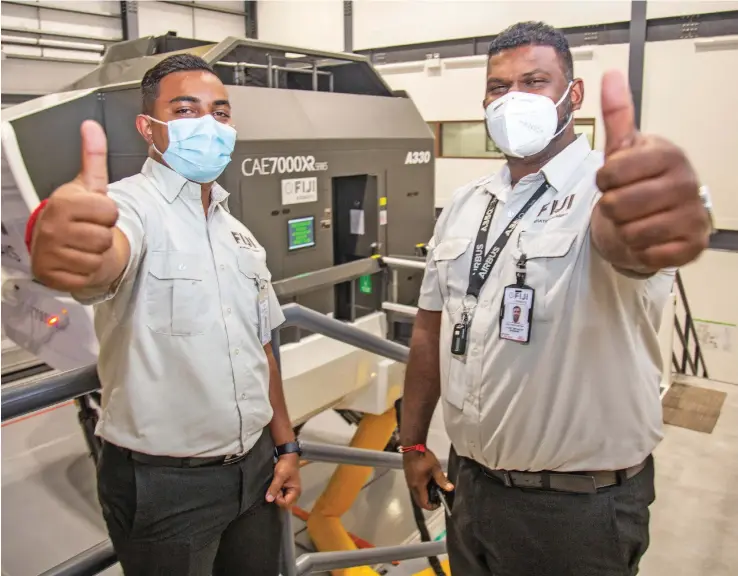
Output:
[446, 448, 656, 576]
[97, 431, 281, 576]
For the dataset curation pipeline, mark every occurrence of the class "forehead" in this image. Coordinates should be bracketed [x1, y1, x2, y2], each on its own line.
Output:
[157, 70, 228, 100]
[486, 45, 565, 78]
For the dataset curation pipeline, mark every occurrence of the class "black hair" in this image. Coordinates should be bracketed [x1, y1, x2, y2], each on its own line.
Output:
[488, 21, 573, 81]
[141, 54, 215, 114]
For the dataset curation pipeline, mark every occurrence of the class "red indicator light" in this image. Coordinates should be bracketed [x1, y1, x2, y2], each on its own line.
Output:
[47, 316, 59, 326]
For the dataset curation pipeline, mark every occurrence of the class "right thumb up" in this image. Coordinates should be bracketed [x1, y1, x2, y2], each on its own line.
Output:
[77, 120, 109, 194]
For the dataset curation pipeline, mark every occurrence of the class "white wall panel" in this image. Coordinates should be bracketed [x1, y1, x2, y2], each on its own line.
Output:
[647, 1, 738, 19]
[1, 1, 120, 95]
[137, 2, 196, 38]
[679, 250, 738, 385]
[378, 44, 629, 207]
[38, 8, 121, 39]
[35, 1, 120, 15]
[193, 9, 246, 40]
[0, 58, 98, 94]
[354, 0, 631, 51]
[257, 0, 344, 52]
[642, 38, 738, 231]
[137, 1, 245, 42]
[1, 2, 121, 39]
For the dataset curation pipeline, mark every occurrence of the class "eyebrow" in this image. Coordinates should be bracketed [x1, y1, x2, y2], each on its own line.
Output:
[168, 96, 231, 107]
[521, 69, 551, 77]
[169, 95, 200, 104]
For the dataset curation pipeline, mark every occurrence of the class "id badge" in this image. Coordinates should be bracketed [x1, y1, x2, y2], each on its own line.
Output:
[499, 284, 534, 344]
[257, 278, 270, 345]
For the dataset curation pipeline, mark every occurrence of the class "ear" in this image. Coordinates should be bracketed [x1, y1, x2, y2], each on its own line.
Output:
[135, 114, 154, 144]
[570, 78, 584, 113]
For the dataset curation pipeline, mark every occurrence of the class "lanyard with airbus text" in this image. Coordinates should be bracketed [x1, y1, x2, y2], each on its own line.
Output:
[451, 180, 550, 356]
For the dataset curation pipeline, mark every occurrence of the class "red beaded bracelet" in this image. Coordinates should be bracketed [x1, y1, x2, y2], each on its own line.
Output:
[398, 444, 427, 454]
[24, 199, 48, 253]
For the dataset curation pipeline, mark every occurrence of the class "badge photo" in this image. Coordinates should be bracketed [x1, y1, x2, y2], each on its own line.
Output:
[499, 285, 534, 343]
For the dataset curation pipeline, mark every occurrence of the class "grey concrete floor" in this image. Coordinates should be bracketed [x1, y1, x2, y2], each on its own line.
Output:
[639, 375, 738, 576]
[2, 376, 737, 576]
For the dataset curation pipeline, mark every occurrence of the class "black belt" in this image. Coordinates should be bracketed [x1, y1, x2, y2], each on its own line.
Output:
[471, 458, 648, 494]
[118, 446, 249, 468]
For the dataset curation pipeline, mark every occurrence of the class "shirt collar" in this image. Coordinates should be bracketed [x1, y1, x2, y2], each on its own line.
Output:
[482, 134, 592, 202]
[540, 133, 592, 193]
[142, 158, 230, 205]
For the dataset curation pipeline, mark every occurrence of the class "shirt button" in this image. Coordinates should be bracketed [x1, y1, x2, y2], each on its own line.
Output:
[240, 393, 247, 400]
[220, 265, 225, 271]
[178, 263, 186, 271]
[226, 307, 232, 314]
[234, 348, 240, 355]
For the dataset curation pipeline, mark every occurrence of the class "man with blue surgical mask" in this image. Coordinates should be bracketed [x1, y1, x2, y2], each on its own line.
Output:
[29, 54, 301, 575]
[400, 22, 712, 576]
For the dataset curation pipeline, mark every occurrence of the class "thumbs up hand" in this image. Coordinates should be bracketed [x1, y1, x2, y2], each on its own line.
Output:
[594, 71, 710, 272]
[31, 120, 120, 292]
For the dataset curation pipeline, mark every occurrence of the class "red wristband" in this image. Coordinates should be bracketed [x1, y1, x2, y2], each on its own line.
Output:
[25, 199, 49, 253]
[398, 444, 427, 454]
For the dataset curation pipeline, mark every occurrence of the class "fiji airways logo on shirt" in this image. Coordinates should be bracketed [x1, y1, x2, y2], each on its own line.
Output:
[534, 194, 576, 224]
[231, 231, 257, 250]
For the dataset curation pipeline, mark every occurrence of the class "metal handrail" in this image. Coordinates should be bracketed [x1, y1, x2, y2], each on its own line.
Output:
[33, 441, 444, 576]
[1, 303, 410, 424]
[38, 542, 116, 576]
[281, 304, 409, 364]
[382, 301, 419, 318]
[2, 364, 99, 422]
[2, 304, 437, 576]
[381, 256, 426, 271]
[296, 541, 447, 575]
[273, 258, 381, 300]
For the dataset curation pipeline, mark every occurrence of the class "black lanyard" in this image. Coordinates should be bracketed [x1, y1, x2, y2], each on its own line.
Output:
[467, 181, 550, 301]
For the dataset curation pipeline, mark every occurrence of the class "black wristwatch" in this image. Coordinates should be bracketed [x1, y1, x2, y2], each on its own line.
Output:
[274, 441, 302, 459]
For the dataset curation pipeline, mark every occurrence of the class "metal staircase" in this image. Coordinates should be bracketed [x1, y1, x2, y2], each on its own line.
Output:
[672, 271, 709, 379]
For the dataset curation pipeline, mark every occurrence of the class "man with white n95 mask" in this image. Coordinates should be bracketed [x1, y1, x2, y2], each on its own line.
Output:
[400, 22, 712, 576]
[28, 54, 301, 576]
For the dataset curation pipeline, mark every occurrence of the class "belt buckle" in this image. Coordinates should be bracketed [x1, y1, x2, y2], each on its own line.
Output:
[223, 452, 244, 465]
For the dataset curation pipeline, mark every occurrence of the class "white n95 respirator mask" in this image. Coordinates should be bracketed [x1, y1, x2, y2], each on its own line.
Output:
[485, 83, 573, 158]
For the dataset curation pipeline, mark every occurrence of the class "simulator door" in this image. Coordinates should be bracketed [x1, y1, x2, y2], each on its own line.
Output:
[332, 175, 380, 321]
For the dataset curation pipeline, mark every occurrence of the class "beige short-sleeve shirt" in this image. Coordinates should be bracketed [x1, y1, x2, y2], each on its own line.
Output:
[76, 159, 284, 457]
[419, 135, 673, 472]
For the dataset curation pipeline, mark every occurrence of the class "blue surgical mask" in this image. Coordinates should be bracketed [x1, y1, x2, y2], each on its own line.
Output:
[148, 114, 237, 183]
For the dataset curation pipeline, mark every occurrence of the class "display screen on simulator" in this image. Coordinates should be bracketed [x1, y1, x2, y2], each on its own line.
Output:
[288, 216, 316, 251]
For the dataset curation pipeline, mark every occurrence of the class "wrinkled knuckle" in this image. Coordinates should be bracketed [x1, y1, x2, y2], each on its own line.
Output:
[99, 231, 115, 253]
[595, 169, 609, 191]
[619, 224, 637, 247]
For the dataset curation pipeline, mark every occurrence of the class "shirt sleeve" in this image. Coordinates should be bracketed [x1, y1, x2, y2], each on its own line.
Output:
[418, 197, 458, 312]
[267, 282, 285, 332]
[417, 234, 444, 311]
[72, 182, 147, 306]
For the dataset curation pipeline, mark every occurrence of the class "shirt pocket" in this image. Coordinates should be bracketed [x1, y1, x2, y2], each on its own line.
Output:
[515, 229, 579, 323]
[433, 237, 472, 314]
[236, 252, 271, 330]
[145, 251, 209, 336]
